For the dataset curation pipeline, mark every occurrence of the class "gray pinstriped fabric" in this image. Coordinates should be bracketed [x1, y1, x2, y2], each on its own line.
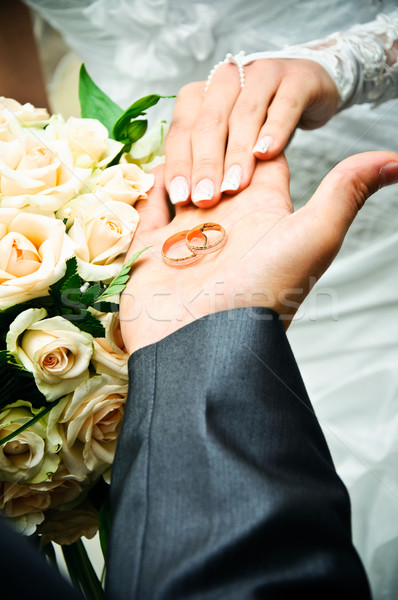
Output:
[106, 308, 370, 599]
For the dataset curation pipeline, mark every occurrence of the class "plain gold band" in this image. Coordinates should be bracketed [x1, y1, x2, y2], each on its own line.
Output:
[162, 230, 207, 267]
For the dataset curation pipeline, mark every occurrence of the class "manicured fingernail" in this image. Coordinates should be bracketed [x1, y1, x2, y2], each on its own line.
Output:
[253, 135, 273, 155]
[192, 178, 215, 203]
[380, 162, 398, 186]
[169, 176, 190, 204]
[220, 164, 242, 192]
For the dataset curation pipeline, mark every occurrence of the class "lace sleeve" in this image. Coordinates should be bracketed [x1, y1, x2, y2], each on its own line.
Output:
[239, 11, 398, 111]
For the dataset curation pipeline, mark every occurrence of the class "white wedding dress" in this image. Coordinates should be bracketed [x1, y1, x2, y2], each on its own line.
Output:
[24, 1, 398, 598]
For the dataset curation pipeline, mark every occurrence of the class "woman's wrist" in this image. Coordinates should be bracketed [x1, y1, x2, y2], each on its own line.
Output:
[239, 11, 398, 110]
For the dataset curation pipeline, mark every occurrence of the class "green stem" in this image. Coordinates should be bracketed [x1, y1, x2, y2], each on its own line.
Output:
[42, 541, 59, 571]
[0, 400, 60, 445]
[62, 539, 104, 600]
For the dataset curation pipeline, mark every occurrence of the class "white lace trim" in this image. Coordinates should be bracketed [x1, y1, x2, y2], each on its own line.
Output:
[239, 11, 398, 110]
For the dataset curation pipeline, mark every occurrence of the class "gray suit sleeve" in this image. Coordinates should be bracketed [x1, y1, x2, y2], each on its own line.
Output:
[106, 307, 371, 600]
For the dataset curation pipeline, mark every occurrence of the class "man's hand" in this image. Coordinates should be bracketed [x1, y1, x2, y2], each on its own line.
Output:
[120, 153, 398, 354]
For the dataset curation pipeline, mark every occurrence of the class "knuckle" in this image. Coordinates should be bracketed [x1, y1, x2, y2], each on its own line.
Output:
[193, 110, 225, 133]
[177, 81, 203, 102]
[348, 176, 372, 211]
[164, 157, 190, 173]
[273, 94, 300, 113]
[230, 100, 262, 123]
[213, 62, 236, 79]
[166, 118, 188, 141]
[226, 142, 250, 156]
[194, 156, 218, 171]
[265, 117, 286, 130]
[249, 58, 281, 78]
[299, 73, 320, 97]
[167, 119, 187, 137]
[334, 169, 373, 213]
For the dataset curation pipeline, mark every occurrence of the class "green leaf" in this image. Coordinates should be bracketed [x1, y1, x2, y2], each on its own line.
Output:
[126, 119, 148, 144]
[101, 284, 126, 297]
[79, 64, 123, 138]
[63, 310, 106, 338]
[62, 539, 104, 600]
[49, 257, 79, 302]
[0, 350, 47, 409]
[3, 351, 29, 375]
[80, 283, 102, 308]
[96, 247, 150, 302]
[92, 301, 119, 314]
[0, 296, 54, 344]
[60, 273, 83, 306]
[112, 94, 171, 141]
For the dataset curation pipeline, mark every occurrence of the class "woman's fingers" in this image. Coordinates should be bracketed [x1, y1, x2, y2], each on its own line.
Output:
[166, 61, 279, 207]
[253, 60, 339, 159]
[164, 82, 203, 206]
[189, 63, 241, 207]
[165, 65, 242, 208]
[222, 63, 278, 194]
[165, 71, 240, 208]
[165, 58, 340, 209]
[253, 77, 311, 160]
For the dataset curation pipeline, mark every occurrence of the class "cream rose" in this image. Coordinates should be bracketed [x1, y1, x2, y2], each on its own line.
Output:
[53, 375, 127, 479]
[36, 501, 98, 545]
[45, 114, 123, 168]
[55, 191, 99, 228]
[0, 480, 50, 518]
[0, 208, 75, 308]
[6, 308, 93, 401]
[0, 474, 82, 518]
[96, 163, 154, 205]
[67, 195, 139, 282]
[0, 481, 45, 535]
[0, 400, 60, 484]
[0, 470, 84, 535]
[92, 312, 129, 380]
[0, 132, 91, 212]
[0, 97, 49, 141]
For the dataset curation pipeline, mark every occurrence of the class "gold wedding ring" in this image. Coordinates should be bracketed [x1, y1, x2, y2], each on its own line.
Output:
[161, 230, 207, 267]
[162, 222, 226, 267]
[186, 223, 227, 255]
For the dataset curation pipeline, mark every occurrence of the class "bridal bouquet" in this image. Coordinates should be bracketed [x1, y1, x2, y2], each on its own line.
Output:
[0, 66, 169, 597]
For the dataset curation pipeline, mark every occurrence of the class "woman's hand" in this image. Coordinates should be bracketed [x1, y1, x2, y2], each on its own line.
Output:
[165, 58, 339, 208]
[120, 152, 398, 354]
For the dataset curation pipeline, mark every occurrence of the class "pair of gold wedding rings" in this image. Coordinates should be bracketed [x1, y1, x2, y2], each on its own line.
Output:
[162, 222, 227, 267]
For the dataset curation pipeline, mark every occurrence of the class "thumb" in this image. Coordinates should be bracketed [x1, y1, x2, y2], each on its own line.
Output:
[300, 151, 398, 267]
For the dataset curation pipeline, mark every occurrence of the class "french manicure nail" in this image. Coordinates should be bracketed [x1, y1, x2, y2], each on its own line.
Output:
[169, 176, 190, 204]
[192, 178, 215, 203]
[380, 162, 398, 187]
[220, 164, 242, 192]
[253, 135, 273, 155]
